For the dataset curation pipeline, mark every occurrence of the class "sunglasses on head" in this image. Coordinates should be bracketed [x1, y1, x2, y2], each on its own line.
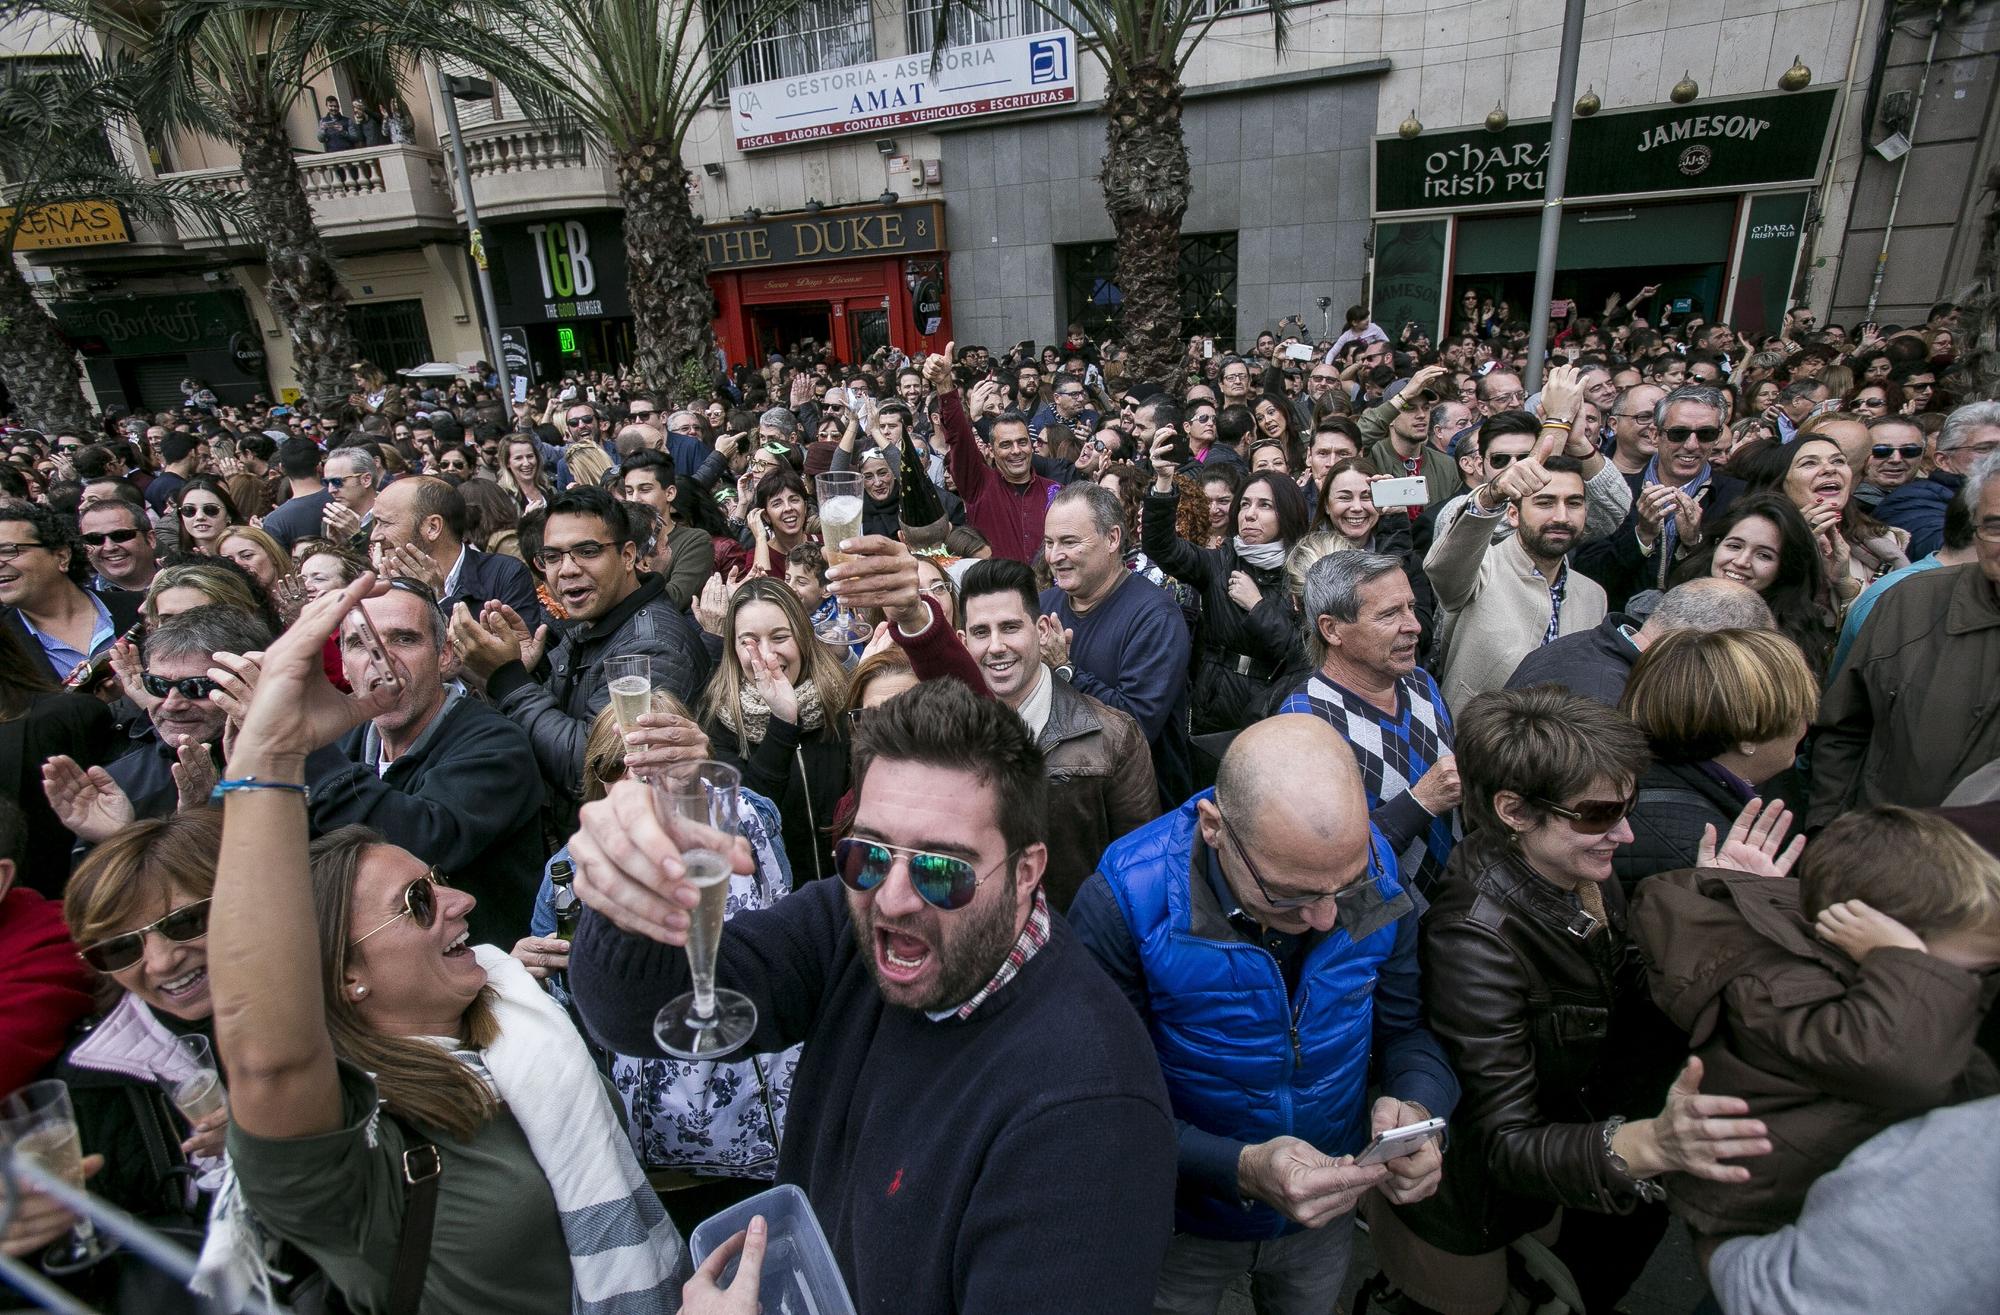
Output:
[81, 898, 212, 972]
[833, 836, 1016, 912]
[1535, 791, 1639, 834]
[81, 528, 142, 547]
[349, 868, 446, 947]
[1871, 443, 1924, 460]
[142, 673, 221, 700]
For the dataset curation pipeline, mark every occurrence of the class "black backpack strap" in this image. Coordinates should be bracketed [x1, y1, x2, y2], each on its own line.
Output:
[387, 1138, 443, 1315]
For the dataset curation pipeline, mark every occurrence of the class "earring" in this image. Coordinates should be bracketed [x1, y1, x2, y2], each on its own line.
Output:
[352, 985, 368, 1000]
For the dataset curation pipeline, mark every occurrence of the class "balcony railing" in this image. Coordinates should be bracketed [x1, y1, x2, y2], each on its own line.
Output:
[161, 143, 459, 249]
[441, 120, 620, 221]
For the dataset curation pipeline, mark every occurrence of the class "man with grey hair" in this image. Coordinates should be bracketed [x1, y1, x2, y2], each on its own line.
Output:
[321, 444, 380, 548]
[1276, 551, 1460, 894]
[298, 580, 546, 946]
[1506, 576, 1773, 706]
[1878, 399, 2000, 558]
[43, 605, 269, 846]
[1813, 447, 2000, 824]
[1831, 455, 1988, 674]
[1771, 377, 1829, 443]
[1038, 480, 1193, 805]
[757, 404, 799, 454]
[1576, 382, 1746, 608]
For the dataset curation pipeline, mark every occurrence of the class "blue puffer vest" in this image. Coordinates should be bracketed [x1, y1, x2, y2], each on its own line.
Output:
[1102, 790, 1411, 1240]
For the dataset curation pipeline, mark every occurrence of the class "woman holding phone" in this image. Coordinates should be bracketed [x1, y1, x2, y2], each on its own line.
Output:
[1142, 437, 1309, 732]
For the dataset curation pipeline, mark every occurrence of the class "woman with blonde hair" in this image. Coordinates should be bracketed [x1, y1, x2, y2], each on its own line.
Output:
[217, 524, 294, 594]
[563, 442, 612, 491]
[701, 576, 851, 881]
[1614, 627, 1817, 893]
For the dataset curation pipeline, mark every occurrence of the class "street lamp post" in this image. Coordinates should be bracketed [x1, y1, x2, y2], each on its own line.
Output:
[434, 70, 512, 402]
[1523, 0, 1588, 392]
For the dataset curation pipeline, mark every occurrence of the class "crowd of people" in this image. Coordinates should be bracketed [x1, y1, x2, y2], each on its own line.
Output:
[1, 293, 1997, 1315]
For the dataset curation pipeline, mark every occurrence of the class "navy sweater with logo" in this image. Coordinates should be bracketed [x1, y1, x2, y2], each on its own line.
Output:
[570, 875, 1177, 1314]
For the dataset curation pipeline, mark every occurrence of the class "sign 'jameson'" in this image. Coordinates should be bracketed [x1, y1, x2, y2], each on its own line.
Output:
[730, 32, 1077, 150]
[1374, 89, 1836, 215]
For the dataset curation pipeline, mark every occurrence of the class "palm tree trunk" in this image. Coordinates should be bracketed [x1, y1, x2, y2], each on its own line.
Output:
[615, 144, 714, 398]
[1101, 64, 1191, 386]
[0, 260, 93, 433]
[235, 110, 357, 414]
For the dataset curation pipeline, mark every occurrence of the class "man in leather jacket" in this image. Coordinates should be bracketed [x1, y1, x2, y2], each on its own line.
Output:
[956, 558, 1157, 911]
[451, 487, 708, 829]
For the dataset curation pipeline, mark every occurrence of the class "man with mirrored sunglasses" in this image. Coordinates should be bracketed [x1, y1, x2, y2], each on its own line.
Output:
[1067, 714, 1456, 1312]
[567, 677, 1178, 1314]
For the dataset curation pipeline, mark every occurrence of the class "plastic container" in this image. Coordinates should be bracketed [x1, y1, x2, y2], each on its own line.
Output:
[688, 1182, 857, 1315]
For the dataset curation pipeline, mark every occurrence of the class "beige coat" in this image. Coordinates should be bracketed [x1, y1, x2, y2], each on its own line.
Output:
[1425, 500, 1608, 714]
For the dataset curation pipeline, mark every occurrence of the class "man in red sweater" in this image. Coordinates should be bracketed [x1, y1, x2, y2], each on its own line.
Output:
[929, 344, 1059, 562]
[0, 796, 96, 1093]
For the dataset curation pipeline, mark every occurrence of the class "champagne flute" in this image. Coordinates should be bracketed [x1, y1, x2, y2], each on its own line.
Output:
[605, 653, 654, 737]
[650, 760, 758, 1060]
[1, 1080, 117, 1274]
[170, 1036, 227, 1126]
[812, 471, 871, 646]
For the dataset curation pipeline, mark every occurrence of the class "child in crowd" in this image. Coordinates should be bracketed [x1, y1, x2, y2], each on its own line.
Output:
[1629, 805, 2000, 1248]
[784, 541, 831, 625]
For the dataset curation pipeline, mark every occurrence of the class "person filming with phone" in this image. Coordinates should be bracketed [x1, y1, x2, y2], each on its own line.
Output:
[1066, 713, 1457, 1312]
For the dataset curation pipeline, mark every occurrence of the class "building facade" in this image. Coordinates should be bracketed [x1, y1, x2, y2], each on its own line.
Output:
[10, 0, 1993, 411]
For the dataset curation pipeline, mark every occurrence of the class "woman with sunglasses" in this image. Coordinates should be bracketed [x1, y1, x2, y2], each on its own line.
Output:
[1734, 433, 1909, 594]
[54, 811, 232, 1267]
[512, 697, 801, 1234]
[1365, 686, 1773, 1315]
[202, 575, 685, 1313]
[1613, 628, 1814, 896]
[1143, 443, 1310, 734]
[171, 476, 240, 561]
[702, 578, 852, 882]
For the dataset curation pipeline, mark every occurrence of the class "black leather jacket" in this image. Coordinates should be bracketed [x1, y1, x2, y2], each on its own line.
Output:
[1394, 832, 1684, 1255]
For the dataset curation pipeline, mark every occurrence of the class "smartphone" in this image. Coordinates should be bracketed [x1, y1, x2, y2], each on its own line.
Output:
[1157, 426, 1193, 467]
[1372, 475, 1428, 508]
[1283, 342, 1314, 362]
[1354, 1116, 1446, 1166]
[345, 602, 404, 691]
[1203, 339, 1215, 359]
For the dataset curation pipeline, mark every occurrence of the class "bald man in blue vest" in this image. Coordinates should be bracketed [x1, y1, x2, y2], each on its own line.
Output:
[1068, 714, 1459, 1311]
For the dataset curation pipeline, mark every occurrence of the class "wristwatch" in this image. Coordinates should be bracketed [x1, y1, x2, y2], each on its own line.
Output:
[1054, 663, 1076, 683]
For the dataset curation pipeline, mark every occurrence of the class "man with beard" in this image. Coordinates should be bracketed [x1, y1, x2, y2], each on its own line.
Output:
[1424, 430, 1606, 714]
[566, 678, 1177, 1314]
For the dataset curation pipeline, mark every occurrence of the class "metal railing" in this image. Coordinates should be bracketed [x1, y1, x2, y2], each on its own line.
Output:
[0, 1149, 286, 1315]
[710, 0, 877, 92]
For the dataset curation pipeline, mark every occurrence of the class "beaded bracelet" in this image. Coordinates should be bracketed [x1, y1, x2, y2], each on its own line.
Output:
[209, 777, 310, 803]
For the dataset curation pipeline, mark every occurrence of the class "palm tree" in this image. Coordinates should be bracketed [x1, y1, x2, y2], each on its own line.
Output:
[32, 0, 374, 413]
[282, 0, 814, 395]
[0, 46, 246, 432]
[926, 0, 1288, 385]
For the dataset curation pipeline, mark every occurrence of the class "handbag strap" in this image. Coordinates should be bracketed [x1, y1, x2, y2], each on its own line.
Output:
[387, 1139, 443, 1315]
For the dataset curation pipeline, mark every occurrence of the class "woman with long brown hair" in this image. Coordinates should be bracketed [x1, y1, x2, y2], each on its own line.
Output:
[701, 576, 851, 882]
[204, 576, 685, 1313]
